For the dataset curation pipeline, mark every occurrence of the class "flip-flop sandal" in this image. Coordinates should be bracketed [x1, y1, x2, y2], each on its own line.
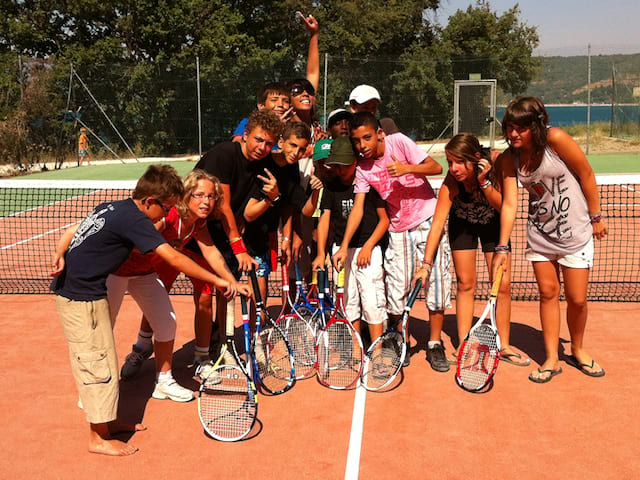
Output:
[566, 355, 606, 378]
[528, 367, 563, 384]
[447, 353, 458, 365]
[499, 350, 531, 367]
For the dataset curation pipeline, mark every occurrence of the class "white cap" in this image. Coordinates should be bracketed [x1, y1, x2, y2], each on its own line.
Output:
[349, 85, 381, 104]
[327, 108, 351, 125]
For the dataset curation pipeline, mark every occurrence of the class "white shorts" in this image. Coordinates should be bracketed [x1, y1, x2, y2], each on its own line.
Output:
[384, 218, 452, 315]
[106, 273, 177, 342]
[525, 237, 594, 269]
[332, 245, 387, 325]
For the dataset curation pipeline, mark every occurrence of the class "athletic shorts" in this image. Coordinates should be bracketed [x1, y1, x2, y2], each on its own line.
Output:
[448, 215, 501, 252]
[384, 218, 452, 315]
[332, 245, 387, 325]
[106, 273, 177, 342]
[78, 149, 89, 158]
[56, 296, 119, 424]
[525, 237, 594, 269]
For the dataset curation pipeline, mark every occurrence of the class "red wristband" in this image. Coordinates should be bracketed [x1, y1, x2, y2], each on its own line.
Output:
[230, 238, 247, 255]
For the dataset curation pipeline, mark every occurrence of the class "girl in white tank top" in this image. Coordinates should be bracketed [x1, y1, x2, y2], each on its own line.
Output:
[493, 97, 607, 384]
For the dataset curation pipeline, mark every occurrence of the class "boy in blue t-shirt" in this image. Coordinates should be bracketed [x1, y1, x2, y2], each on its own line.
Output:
[51, 165, 236, 456]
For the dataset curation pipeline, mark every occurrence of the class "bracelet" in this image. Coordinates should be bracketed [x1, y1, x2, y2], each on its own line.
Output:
[230, 238, 247, 255]
[281, 236, 291, 242]
[494, 244, 511, 254]
[421, 259, 433, 267]
[480, 180, 492, 190]
[589, 213, 602, 224]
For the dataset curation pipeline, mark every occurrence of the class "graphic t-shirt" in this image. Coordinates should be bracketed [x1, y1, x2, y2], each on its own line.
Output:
[51, 199, 166, 301]
[320, 180, 387, 249]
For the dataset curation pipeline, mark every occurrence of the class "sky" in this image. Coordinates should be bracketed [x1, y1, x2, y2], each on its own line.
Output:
[432, 0, 640, 56]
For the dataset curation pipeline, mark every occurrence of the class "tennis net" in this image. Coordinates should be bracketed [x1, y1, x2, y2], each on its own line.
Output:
[1, 176, 639, 301]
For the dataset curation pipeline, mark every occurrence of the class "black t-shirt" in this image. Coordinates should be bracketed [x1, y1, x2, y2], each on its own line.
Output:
[320, 180, 387, 249]
[244, 157, 308, 255]
[50, 199, 166, 301]
[195, 141, 273, 213]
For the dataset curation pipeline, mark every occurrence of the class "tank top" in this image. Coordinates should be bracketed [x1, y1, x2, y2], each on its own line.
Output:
[450, 179, 497, 225]
[515, 146, 592, 256]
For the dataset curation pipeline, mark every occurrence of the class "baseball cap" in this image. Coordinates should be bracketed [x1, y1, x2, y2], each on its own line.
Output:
[313, 138, 333, 162]
[349, 85, 381, 104]
[324, 137, 356, 166]
[327, 108, 352, 127]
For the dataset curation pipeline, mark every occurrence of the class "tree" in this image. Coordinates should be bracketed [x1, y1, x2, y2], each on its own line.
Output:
[442, 1, 540, 96]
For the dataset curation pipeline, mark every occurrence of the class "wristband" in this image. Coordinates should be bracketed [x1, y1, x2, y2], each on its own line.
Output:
[422, 259, 433, 267]
[494, 244, 511, 254]
[589, 213, 602, 224]
[230, 238, 247, 255]
[480, 180, 492, 190]
[282, 236, 291, 243]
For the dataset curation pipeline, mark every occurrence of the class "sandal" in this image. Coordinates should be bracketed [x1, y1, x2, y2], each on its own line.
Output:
[499, 350, 531, 367]
[528, 367, 563, 384]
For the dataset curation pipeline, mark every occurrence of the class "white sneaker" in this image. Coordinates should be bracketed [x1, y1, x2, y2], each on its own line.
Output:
[152, 379, 194, 402]
[194, 356, 221, 383]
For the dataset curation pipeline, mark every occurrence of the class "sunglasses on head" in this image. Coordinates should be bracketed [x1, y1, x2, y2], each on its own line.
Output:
[291, 82, 315, 97]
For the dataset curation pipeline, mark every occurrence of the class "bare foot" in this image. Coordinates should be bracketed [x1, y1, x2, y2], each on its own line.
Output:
[88, 438, 138, 456]
[108, 419, 146, 435]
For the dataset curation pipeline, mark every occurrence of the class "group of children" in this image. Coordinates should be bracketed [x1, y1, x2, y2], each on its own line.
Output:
[51, 12, 608, 458]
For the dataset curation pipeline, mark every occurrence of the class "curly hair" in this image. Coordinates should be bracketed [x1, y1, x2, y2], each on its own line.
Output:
[175, 169, 223, 220]
[501, 96, 549, 161]
[245, 109, 283, 139]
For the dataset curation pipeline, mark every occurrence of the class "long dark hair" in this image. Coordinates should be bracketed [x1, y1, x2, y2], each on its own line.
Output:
[445, 133, 494, 189]
[501, 96, 549, 161]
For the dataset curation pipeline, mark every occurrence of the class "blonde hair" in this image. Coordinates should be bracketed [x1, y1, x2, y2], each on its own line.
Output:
[175, 169, 223, 219]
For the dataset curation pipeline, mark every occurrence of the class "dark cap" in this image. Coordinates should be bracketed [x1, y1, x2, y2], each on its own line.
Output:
[325, 137, 356, 166]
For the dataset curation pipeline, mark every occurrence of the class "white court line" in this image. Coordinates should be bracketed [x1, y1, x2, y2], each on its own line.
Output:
[345, 382, 367, 480]
[1, 221, 79, 250]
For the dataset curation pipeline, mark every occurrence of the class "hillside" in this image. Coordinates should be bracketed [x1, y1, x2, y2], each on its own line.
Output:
[499, 53, 640, 104]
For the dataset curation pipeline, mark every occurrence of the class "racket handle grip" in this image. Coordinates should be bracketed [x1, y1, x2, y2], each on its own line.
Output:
[490, 265, 504, 298]
[249, 268, 262, 306]
[294, 262, 302, 282]
[240, 294, 249, 316]
[407, 279, 422, 307]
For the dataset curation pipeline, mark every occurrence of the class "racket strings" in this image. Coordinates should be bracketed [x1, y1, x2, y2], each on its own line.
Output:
[254, 327, 294, 391]
[317, 321, 362, 389]
[363, 332, 404, 390]
[457, 325, 499, 390]
[281, 314, 316, 379]
[198, 365, 256, 441]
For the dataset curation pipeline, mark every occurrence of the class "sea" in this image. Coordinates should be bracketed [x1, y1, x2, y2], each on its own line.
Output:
[496, 104, 640, 126]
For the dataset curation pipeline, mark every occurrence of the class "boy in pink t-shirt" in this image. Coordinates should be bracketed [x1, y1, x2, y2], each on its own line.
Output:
[334, 112, 452, 372]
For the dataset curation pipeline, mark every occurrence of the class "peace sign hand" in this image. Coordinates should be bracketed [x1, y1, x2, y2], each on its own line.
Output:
[257, 168, 280, 201]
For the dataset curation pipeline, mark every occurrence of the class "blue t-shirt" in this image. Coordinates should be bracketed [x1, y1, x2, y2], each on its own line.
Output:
[51, 198, 166, 301]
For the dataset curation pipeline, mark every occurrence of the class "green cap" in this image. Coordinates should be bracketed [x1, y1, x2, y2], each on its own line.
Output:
[313, 139, 333, 162]
[325, 137, 356, 166]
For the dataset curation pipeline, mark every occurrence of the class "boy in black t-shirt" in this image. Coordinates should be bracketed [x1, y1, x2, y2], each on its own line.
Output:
[50, 165, 235, 456]
[312, 137, 389, 341]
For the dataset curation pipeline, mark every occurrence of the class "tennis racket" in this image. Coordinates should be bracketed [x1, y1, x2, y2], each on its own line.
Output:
[249, 268, 296, 394]
[316, 269, 364, 389]
[293, 261, 319, 326]
[198, 296, 257, 441]
[455, 266, 504, 392]
[362, 279, 422, 391]
[277, 261, 317, 380]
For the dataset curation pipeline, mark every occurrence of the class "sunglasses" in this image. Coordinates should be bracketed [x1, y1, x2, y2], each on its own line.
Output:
[291, 82, 315, 97]
[154, 198, 172, 213]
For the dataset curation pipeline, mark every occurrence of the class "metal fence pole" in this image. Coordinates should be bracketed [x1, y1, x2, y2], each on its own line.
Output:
[196, 55, 202, 157]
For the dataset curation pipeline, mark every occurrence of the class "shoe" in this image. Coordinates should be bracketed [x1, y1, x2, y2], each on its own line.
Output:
[402, 352, 411, 368]
[152, 379, 194, 402]
[426, 342, 450, 372]
[566, 355, 605, 378]
[120, 345, 153, 379]
[194, 356, 219, 382]
[528, 367, 563, 384]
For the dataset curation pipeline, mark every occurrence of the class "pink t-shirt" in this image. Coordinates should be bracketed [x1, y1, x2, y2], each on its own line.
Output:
[354, 133, 437, 232]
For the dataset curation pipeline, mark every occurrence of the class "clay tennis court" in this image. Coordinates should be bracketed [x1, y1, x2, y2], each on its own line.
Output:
[2, 293, 638, 479]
